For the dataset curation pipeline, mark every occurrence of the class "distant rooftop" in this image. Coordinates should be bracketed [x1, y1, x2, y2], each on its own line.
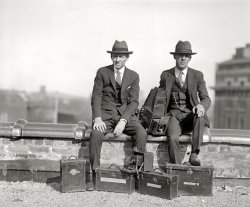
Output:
[219, 43, 250, 66]
[233, 43, 250, 59]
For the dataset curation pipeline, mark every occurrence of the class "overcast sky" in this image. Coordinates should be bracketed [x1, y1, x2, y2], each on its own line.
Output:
[0, 0, 250, 101]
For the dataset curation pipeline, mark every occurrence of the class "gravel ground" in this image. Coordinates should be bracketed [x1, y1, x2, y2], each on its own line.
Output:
[0, 180, 249, 207]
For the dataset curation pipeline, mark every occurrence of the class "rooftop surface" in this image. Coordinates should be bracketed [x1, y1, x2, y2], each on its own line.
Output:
[0, 179, 249, 207]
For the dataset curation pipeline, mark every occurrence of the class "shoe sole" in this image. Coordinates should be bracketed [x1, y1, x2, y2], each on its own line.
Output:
[190, 160, 201, 166]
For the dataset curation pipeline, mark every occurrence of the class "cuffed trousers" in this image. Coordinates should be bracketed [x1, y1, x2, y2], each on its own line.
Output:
[167, 112, 205, 164]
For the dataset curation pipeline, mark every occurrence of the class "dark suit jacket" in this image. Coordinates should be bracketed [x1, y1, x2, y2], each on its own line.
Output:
[91, 65, 140, 122]
[159, 67, 211, 127]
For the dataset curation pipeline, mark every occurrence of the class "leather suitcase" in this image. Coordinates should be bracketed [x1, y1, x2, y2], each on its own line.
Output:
[138, 168, 178, 200]
[165, 162, 214, 196]
[60, 156, 86, 193]
[95, 164, 135, 194]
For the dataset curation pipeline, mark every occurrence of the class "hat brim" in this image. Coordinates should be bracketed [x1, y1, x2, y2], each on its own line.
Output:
[170, 52, 197, 55]
[107, 51, 133, 54]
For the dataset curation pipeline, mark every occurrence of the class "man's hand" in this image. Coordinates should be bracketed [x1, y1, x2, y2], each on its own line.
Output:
[93, 117, 106, 133]
[192, 104, 205, 117]
[113, 119, 127, 137]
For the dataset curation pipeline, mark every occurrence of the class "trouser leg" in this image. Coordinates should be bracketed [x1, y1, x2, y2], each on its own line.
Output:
[191, 116, 205, 154]
[180, 112, 205, 155]
[89, 129, 104, 171]
[123, 120, 148, 151]
[166, 116, 182, 164]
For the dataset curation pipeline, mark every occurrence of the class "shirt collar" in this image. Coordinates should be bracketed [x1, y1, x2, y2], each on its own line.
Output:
[175, 67, 188, 76]
[114, 66, 125, 74]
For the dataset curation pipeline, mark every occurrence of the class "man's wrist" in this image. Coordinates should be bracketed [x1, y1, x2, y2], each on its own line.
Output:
[94, 117, 102, 122]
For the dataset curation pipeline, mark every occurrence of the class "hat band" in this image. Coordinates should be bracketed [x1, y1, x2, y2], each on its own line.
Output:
[175, 49, 193, 53]
[112, 47, 129, 52]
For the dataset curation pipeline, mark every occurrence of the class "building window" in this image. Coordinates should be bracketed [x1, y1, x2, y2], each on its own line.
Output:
[239, 117, 245, 129]
[240, 81, 245, 87]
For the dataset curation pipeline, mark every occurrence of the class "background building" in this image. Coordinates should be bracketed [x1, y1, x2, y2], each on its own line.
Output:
[0, 86, 92, 124]
[213, 44, 250, 129]
[0, 90, 28, 122]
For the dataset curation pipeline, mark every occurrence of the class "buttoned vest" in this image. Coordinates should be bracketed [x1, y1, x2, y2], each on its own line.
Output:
[169, 78, 192, 114]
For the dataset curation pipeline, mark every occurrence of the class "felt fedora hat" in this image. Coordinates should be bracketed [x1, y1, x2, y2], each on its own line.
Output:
[107, 40, 133, 54]
[170, 40, 197, 55]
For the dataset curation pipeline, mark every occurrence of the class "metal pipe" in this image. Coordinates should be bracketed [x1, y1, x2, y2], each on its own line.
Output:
[0, 120, 250, 146]
[0, 119, 88, 140]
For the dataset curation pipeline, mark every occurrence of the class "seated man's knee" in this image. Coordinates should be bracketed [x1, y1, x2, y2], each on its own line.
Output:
[194, 115, 205, 124]
[134, 121, 147, 135]
[90, 129, 104, 141]
[167, 133, 180, 143]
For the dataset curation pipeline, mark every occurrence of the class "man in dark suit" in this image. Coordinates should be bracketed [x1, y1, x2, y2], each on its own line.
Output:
[88, 40, 147, 190]
[159, 40, 211, 166]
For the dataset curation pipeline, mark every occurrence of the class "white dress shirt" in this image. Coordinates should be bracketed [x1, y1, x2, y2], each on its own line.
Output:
[175, 67, 188, 84]
[114, 66, 125, 81]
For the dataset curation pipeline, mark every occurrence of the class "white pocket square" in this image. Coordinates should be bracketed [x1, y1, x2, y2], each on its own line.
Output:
[127, 86, 131, 89]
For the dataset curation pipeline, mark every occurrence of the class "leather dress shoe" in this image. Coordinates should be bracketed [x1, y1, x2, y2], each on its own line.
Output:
[86, 181, 95, 191]
[189, 153, 201, 166]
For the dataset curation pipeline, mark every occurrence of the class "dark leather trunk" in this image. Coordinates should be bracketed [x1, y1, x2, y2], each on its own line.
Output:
[138, 169, 178, 200]
[165, 163, 214, 196]
[95, 165, 135, 194]
[60, 156, 86, 193]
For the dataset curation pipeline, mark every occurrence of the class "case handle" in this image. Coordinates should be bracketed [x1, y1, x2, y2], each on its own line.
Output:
[67, 156, 78, 160]
[153, 168, 165, 175]
[108, 163, 121, 170]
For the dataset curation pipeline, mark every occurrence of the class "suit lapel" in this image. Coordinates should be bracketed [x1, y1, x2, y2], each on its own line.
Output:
[166, 68, 175, 93]
[107, 65, 116, 90]
[121, 67, 130, 91]
[187, 68, 195, 96]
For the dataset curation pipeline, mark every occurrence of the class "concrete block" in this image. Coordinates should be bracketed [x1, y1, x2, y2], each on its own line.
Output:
[51, 147, 72, 156]
[29, 146, 50, 154]
[5, 145, 29, 154]
[2, 139, 10, 145]
[230, 146, 246, 153]
[55, 140, 66, 146]
[238, 167, 250, 178]
[23, 139, 33, 145]
[34, 139, 44, 145]
[15, 154, 37, 159]
[12, 139, 22, 145]
[44, 139, 54, 146]
[206, 145, 220, 153]
[216, 168, 240, 178]
[219, 145, 231, 152]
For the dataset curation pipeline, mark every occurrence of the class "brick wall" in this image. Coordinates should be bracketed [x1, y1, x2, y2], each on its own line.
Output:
[0, 135, 250, 179]
[0, 138, 82, 161]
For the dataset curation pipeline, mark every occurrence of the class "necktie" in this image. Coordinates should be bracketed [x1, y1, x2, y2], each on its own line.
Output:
[116, 70, 122, 85]
[178, 71, 183, 87]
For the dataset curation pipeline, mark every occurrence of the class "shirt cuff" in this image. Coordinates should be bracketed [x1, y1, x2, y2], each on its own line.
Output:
[120, 118, 127, 123]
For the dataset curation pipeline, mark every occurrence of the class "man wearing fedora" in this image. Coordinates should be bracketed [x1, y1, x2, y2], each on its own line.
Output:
[159, 40, 211, 166]
[87, 40, 147, 190]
